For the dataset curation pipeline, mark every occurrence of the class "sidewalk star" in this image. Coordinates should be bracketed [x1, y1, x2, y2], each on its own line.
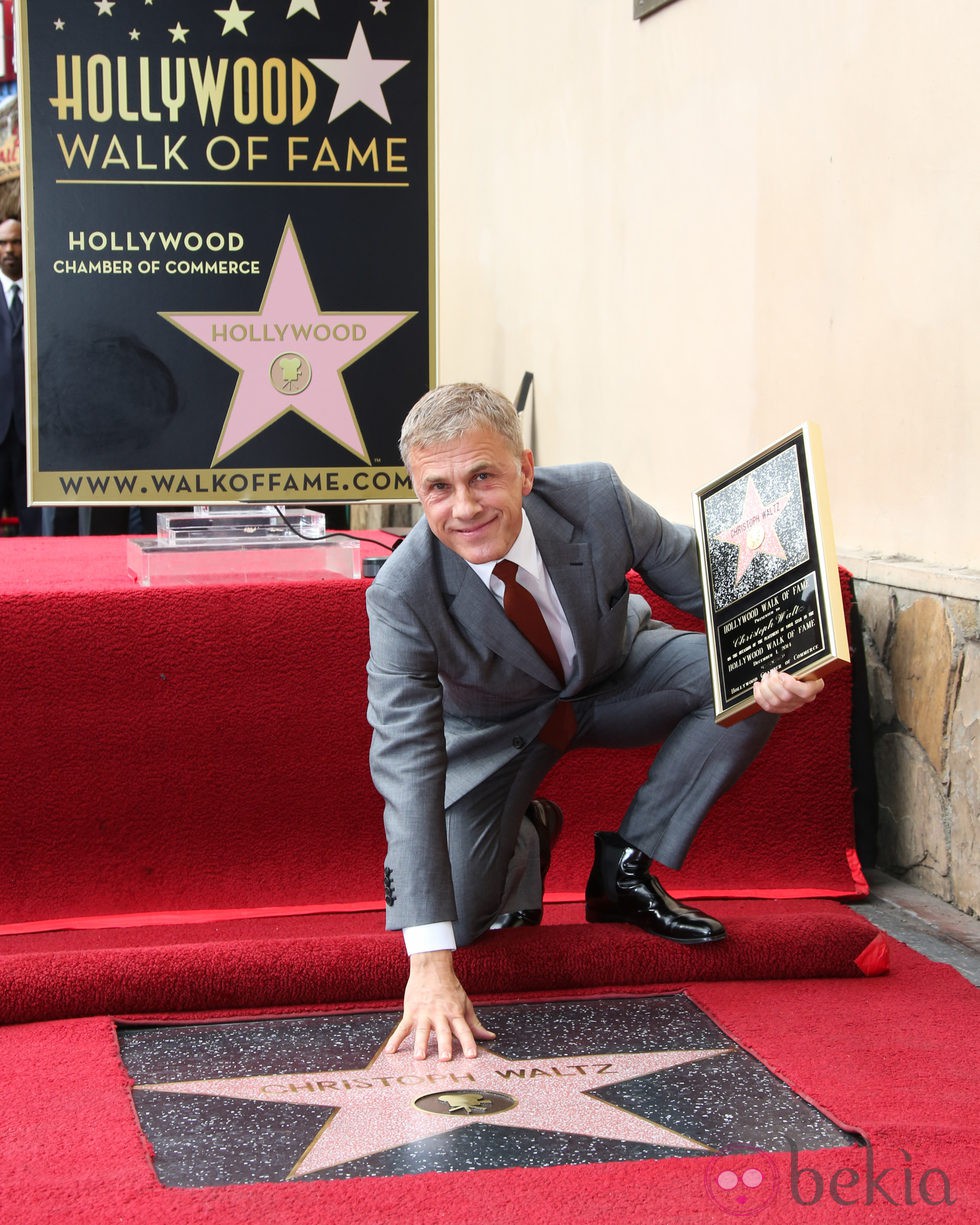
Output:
[137, 1039, 729, 1178]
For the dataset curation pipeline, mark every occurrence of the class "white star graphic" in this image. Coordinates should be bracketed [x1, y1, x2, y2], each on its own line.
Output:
[287, 0, 320, 17]
[94, 0, 115, 16]
[215, 1, 254, 37]
[371, 0, 391, 13]
[137, 1040, 729, 1177]
[54, 18, 66, 30]
[169, 23, 189, 44]
[128, 29, 140, 41]
[309, 22, 409, 124]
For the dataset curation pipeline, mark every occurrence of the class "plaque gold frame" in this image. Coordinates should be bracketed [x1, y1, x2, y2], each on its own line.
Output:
[692, 422, 850, 726]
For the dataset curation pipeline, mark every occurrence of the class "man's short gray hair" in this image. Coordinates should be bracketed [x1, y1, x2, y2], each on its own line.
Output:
[399, 383, 524, 472]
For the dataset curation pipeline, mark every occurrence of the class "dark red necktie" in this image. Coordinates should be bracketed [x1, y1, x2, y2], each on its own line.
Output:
[493, 559, 563, 681]
[493, 559, 575, 749]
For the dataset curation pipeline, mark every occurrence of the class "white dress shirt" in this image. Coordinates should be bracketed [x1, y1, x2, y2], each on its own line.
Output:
[403, 511, 576, 956]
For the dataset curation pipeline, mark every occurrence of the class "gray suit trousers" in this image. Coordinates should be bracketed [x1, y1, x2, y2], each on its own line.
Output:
[447, 621, 776, 946]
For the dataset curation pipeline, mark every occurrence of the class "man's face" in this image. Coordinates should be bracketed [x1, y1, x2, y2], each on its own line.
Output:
[409, 426, 534, 565]
[0, 220, 22, 280]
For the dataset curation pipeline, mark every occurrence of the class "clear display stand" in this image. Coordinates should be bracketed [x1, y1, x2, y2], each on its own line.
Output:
[127, 505, 362, 586]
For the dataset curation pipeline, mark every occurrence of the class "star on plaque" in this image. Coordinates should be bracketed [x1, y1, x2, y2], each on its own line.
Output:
[162, 219, 414, 463]
[287, 0, 320, 17]
[713, 477, 791, 585]
[309, 22, 409, 123]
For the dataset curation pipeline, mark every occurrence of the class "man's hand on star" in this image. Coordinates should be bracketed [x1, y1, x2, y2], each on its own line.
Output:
[386, 949, 496, 1061]
[752, 669, 824, 715]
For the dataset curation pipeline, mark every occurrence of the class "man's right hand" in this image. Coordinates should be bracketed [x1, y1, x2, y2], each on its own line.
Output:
[384, 949, 496, 1061]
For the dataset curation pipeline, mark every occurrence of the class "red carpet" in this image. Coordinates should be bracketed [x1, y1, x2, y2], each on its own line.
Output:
[2, 542, 969, 1218]
[1, 938, 975, 1223]
[1, 539, 860, 925]
[0, 900, 883, 1025]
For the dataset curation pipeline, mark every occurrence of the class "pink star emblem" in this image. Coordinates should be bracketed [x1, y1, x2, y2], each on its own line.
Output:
[163, 218, 414, 463]
[714, 477, 790, 584]
[137, 1039, 730, 1177]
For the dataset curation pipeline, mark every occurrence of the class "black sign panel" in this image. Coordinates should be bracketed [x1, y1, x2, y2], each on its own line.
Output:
[19, 0, 433, 506]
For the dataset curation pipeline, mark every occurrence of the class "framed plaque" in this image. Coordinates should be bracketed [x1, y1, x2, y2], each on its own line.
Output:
[692, 422, 850, 725]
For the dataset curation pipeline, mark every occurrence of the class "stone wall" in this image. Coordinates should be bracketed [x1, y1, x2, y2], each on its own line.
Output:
[844, 555, 979, 918]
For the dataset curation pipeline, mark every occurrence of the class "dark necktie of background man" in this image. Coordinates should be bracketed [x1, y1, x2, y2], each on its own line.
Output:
[9, 284, 24, 426]
[9, 281, 21, 334]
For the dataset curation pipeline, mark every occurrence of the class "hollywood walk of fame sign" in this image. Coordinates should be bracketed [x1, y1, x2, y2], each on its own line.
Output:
[17, 0, 434, 508]
[118, 995, 861, 1187]
[692, 423, 850, 725]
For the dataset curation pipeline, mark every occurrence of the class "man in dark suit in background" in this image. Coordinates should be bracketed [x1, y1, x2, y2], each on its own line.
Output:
[366, 383, 824, 1062]
[0, 215, 40, 535]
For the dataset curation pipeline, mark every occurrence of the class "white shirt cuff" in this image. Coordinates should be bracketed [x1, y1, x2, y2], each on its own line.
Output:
[402, 922, 457, 956]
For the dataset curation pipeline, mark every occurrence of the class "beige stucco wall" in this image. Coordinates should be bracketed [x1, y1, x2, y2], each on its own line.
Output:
[434, 0, 979, 572]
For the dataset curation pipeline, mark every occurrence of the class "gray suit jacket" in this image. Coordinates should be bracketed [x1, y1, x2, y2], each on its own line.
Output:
[365, 462, 704, 928]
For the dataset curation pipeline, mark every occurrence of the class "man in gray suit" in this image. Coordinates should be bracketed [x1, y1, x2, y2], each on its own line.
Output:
[366, 384, 823, 1061]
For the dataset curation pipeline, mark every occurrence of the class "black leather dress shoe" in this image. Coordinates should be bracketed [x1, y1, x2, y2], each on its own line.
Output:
[490, 908, 541, 929]
[491, 799, 564, 930]
[585, 830, 725, 944]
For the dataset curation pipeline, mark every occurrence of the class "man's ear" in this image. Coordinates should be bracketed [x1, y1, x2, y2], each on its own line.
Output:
[520, 449, 534, 495]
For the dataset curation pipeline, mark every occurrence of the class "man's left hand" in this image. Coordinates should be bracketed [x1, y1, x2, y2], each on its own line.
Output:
[752, 669, 824, 714]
